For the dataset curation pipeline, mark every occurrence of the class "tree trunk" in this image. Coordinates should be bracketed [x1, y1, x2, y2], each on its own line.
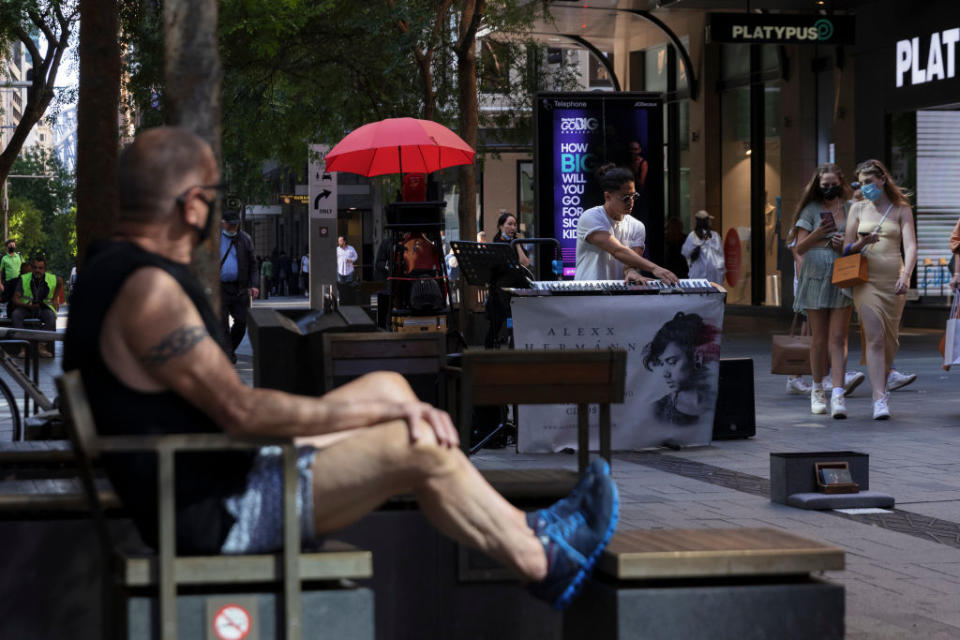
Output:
[164, 0, 223, 305]
[76, 0, 120, 266]
[456, 0, 482, 241]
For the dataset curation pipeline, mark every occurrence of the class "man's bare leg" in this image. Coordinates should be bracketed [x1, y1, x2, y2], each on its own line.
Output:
[297, 372, 547, 581]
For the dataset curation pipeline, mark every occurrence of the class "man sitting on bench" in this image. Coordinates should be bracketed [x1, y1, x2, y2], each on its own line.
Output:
[63, 126, 619, 611]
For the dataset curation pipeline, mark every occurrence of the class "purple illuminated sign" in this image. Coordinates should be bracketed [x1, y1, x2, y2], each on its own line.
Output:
[536, 93, 664, 277]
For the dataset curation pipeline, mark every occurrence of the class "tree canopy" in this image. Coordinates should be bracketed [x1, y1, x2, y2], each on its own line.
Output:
[119, 0, 570, 213]
[7, 147, 75, 276]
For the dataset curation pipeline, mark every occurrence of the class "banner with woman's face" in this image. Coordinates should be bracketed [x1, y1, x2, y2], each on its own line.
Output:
[512, 292, 724, 452]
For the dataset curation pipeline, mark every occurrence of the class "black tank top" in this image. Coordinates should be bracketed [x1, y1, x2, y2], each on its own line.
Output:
[64, 241, 254, 554]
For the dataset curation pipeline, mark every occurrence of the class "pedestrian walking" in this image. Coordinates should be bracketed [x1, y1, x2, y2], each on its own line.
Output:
[842, 159, 917, 419]
[337, 236, 358, 283]
[300, 247, 309, 297]
[219, 209, 260, 364]
[277, 251, 291, 296]
[790, 163, 855, 418]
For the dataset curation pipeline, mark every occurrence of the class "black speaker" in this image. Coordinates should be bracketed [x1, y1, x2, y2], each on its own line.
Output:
[713, 357, 756, 440]
[385, 201, 446, 226]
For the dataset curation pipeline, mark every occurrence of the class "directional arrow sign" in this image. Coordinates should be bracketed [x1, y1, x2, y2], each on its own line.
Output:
[308, 144, 337, 219]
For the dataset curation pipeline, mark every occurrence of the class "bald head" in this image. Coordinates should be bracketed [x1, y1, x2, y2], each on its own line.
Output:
[117, 127, 216, 220]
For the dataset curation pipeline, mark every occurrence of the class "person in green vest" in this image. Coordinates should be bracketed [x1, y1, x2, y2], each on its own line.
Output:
[0, 239, 23, 318]
[12, 255, 63, 358]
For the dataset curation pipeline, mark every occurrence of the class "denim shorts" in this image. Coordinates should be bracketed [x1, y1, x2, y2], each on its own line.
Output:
[221, 445, 318, 554]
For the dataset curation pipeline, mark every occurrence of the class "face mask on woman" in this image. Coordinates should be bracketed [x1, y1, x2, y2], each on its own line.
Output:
[820, 184, 840, 201]
[861, 182, 883, 202]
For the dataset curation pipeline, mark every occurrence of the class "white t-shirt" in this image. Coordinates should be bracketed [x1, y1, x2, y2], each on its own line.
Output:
[575, 205, 646, 281]
[337, 245, 358, 276]
[300, 254, 309, 274]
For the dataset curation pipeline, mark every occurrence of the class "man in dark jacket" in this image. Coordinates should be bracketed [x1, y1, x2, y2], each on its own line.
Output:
[219, 209, 259, 363]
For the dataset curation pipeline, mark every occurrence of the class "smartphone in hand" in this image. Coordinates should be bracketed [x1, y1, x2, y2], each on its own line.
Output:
[819, 211, 836, 231]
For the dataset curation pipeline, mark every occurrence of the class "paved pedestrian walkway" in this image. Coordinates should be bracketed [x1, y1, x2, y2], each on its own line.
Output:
[474, 313, 960, 639]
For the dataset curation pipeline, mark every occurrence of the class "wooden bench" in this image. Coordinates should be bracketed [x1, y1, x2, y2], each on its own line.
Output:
[56, 371, 374, 640]
[565, 528, 846, 640]
[458, 349, 627, 472]
[0, 440, 122, 515]
[322, 331, 449, 407]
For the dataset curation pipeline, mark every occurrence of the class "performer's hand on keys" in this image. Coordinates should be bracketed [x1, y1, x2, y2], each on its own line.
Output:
[653, 266, 679, 285]
[625, 270, 648, 285]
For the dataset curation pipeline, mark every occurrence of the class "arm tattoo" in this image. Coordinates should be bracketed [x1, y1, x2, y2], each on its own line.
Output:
[141, 325, 208, 367]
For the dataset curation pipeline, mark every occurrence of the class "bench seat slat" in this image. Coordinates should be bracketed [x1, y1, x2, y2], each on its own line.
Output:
[120, 541, 373, 586]
[599, 528, 845, 579]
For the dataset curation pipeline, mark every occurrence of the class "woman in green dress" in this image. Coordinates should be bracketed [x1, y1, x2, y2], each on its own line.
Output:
[789, 163, 854, 419]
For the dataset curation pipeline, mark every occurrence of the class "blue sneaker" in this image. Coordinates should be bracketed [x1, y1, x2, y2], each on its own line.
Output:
[531, 458, 610, 527]
[527, 462, 619, 610]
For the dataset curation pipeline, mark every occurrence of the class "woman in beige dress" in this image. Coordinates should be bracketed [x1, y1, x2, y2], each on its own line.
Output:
[843, 160, 916, 419]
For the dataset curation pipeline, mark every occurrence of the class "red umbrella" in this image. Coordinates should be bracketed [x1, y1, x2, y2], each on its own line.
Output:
[324, 117, 475, 177]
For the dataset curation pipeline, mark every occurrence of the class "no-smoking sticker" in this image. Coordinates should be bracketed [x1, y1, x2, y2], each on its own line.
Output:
[212, 604, 252, 640]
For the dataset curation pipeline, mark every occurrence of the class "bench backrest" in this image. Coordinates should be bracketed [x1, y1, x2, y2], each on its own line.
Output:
[57, 370, 101, 460]
[322, 331, 446, 403]
[460, 349, 627, 406]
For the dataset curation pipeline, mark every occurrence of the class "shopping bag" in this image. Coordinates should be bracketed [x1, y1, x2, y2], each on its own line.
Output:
[831, 253, 868, 288]
[771, 314, 811, 375]
[943, 293, 960, 370]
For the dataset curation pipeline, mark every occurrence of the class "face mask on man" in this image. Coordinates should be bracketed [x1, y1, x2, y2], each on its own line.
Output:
[861, 182, 883, 202]
[192, 197, 217, 243]
[7, 246, 14, 254]
[223, 229, 238, 238]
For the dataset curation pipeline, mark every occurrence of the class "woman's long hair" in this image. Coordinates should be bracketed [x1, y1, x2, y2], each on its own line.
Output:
[855, 159, 911, 207]
[788, 163, 852, 241]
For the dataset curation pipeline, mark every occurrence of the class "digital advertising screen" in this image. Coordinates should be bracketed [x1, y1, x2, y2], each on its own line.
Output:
[535, 92, 664, 277]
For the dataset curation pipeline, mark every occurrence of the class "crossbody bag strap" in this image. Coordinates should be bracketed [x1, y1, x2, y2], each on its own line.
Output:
[220, 236, 237, 269]
[861, 203, 895, 256]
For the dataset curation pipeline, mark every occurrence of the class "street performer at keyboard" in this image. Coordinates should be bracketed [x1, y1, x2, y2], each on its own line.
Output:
[576, 164, 679, 285]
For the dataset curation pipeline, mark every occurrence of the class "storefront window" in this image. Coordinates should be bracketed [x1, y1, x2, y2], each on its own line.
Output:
[764, 82, 783, 307]
[719, 44, 783, 306]
[897, 109, 960, 295]
[517, 160, 535, 239]
[720, 86, 752, 304]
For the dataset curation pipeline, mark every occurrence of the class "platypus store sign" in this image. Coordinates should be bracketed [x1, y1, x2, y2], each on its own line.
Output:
[707, 13, 855, 45]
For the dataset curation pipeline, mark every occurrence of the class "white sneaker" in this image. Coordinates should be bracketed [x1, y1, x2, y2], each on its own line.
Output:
[843, 371, 866, 397]
[786, 376, 811, 395]
[873, 394, 891, 420]
[886, 370, 917, 392]
[811, 387, 827, 415]
[830, 389, 847, 419]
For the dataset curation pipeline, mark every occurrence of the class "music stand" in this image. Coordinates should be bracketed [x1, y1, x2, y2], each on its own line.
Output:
[450, 241, 522, 452]
[450, 241, 518, 287]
